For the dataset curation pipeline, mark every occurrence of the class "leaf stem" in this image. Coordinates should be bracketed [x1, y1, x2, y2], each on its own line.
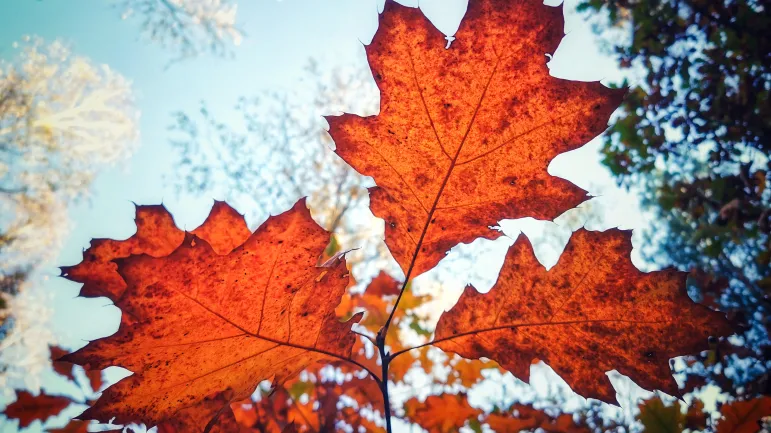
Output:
[377, 333, 393, 433]
[375, 38, 502, 433]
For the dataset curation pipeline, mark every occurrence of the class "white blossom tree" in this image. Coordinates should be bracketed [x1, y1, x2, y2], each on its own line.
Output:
[0, 36, 139, 393]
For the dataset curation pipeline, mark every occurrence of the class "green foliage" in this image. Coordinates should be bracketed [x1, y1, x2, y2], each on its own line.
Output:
[638, 397, 684, 433]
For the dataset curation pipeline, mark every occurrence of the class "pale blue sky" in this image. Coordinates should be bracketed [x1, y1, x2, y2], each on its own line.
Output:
[0, 1, 650, 431]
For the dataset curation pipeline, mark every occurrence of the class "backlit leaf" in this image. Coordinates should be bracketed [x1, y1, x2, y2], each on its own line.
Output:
[404, 394, 481, 433]
[328, 0, 624, 279]
[432, 229, 733, 403]
[63, 200, 366, 427]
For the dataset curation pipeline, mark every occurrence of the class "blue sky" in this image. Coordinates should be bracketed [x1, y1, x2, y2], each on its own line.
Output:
[0, 0, 392, 349]
[0, 1, 653, 431]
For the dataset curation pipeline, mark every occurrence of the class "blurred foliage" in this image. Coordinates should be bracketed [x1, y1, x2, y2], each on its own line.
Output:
[118, 0, 242, 61]
[579, 0, 770, 405]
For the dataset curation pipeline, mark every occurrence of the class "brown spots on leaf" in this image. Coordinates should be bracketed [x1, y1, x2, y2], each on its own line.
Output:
[433, 229, 734, 404]
[327, 0, 624, 279]
[64, 200, 366, 426]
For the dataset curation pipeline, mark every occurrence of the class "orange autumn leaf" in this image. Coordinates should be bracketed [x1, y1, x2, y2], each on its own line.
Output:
[61, 200, 249, 302]
[387, 351, 414, 382]
[50, 346, 104, 394]
[341, 407, 387, 433]
[388, 345, 434, 382]
[349, 337, 382, 381]
[543, 414, 592, 433]
[327, 0, 624, 279]
[287, 395, 322, 432]
[190, 201, 252, 255]
[337, 272, 413, 334]
[61, 204, 185, 301]
[231, 392, 291, 433]
[485, 404, 589, 433]
[358, 293, 391, 330]
[716, 396, 771, 433]
[64, 199, 366, 427]
[366, 271, 401, 298]
[448, 357, 498, 388]
[229, 401, 262, 430]
[3, 390, 73, 429]
[273, 376, 380, 432]
[345, 375, 386, 410]
[403, 394, 481, 433]
[485, 412, 539, 433]
[334, 271, 432, 381]
[685, 399, 709, 431]
[432, 229, 733, 403]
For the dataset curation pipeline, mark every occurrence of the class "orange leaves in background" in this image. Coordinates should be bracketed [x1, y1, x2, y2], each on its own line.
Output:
[225, 375, 384, 433]
[716, 396, 771, 433]
[63, 200, 365, 427]
[328, 0, 624, 279]
[447, 357, 499, 388]
[2, 348, 113, 432]
[404, 394, 480, 433]
[485, 404, 589, 433]
[404, 395, 593, 433]
[336, 270, 434, 382]
[156, 390, 255, 433]
[4, 390, 71, 429]
[433, 229, 733, 403]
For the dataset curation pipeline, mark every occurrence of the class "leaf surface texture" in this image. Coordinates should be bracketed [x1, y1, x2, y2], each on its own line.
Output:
[328, 0, 624, 277]
[433, 229, 733, 403]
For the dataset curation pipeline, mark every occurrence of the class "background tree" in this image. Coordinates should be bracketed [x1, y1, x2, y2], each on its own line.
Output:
[118, 0, 242, 60]
[0, 36, 139, 396]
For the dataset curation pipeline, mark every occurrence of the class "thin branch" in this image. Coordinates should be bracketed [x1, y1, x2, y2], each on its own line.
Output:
[352, 330, 376, 346]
